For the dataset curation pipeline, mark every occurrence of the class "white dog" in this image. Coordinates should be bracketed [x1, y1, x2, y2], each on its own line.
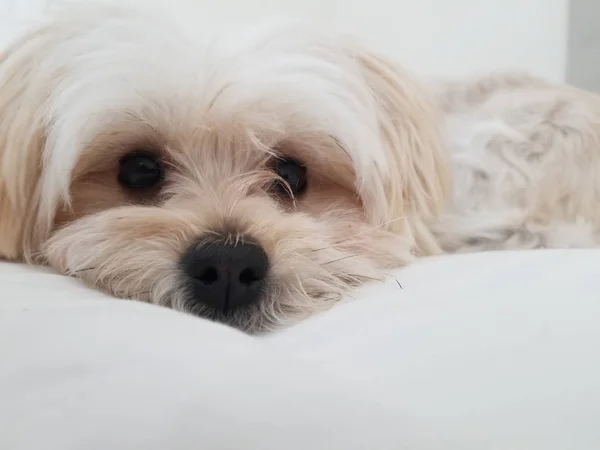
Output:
[0, 4, 598, 332]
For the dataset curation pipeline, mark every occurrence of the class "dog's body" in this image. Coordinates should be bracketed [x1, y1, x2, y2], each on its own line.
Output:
[0, 5, 598, 331]
[434, 74, 600, 252]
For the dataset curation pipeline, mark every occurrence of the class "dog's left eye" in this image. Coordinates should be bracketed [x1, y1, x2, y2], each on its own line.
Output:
[118, 151, 163, 190]
[273, 158, 307, 197]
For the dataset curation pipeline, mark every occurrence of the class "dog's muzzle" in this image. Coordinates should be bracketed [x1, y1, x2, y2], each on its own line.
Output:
[181, 238, 269, 313]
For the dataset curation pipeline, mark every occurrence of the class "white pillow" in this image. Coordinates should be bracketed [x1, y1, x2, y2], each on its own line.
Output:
[1, 249, 599, 450]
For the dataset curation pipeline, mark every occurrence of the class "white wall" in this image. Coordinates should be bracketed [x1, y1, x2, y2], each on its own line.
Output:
[0, 0, 569, 81]
[334, 0, 569, 82]
[156, 0, 569, 81]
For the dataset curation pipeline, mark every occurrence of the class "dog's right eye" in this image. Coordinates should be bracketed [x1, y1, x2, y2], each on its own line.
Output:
[272, 158, 307, 197]
[118, 151, 163, 190]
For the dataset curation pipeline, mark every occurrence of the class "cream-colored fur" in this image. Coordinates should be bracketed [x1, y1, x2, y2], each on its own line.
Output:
[433, 73, 600, 251]
[0, 5, 597, 332]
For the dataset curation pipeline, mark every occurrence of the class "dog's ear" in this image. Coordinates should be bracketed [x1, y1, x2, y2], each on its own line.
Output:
[0, 29, 50, 261]
[348, 43, 451, 255]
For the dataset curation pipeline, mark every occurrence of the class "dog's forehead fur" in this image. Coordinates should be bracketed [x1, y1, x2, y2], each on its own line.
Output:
[37, 8, 388, 221]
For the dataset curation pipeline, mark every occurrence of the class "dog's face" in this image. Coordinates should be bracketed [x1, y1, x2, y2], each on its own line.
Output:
[0, 6, 450, 332]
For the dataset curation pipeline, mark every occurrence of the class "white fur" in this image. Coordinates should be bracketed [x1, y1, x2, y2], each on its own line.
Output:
[433, 74, 600, 251]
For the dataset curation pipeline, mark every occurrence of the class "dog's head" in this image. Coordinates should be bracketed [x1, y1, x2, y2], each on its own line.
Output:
[0, 5, 449, 331]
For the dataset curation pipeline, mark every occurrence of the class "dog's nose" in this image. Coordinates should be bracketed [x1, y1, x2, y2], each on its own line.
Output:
[181, 240, 269, 312]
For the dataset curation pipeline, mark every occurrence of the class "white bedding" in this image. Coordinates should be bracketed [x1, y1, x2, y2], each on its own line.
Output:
[1, 250, 599, 450]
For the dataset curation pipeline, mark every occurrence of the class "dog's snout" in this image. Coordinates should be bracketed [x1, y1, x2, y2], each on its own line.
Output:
[182, 239, 269, 312]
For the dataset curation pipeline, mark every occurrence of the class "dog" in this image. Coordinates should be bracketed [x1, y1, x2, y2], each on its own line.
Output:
[0, 4, 598, 332]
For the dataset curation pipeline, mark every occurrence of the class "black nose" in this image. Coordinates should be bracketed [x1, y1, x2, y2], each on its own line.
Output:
[181, 239, 269, 312]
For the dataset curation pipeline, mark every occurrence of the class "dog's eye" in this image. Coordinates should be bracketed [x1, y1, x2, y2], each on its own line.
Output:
[118, 151, 163, 190]
[273, 158, 307, 197]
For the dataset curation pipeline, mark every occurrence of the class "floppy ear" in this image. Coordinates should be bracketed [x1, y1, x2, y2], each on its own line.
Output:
[0, 28, 52, 261]
[348, 44, 451, 255]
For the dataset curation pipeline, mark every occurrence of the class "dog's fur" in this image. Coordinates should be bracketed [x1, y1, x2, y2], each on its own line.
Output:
[0, 5, 598, 332]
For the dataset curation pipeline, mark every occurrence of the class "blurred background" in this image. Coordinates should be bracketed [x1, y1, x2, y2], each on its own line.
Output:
[0, 0, 597, 90]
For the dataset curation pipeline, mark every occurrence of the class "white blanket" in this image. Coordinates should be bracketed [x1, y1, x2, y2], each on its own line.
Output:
[1, 250, 599, 449]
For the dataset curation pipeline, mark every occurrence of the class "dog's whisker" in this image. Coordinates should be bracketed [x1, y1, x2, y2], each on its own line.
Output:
[73, 267, 96, 274]
[322, 254, 359, 265]
[345, 273, 385, 282]
[329, 135, 351, 159]
[310, 246, 334, 253]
